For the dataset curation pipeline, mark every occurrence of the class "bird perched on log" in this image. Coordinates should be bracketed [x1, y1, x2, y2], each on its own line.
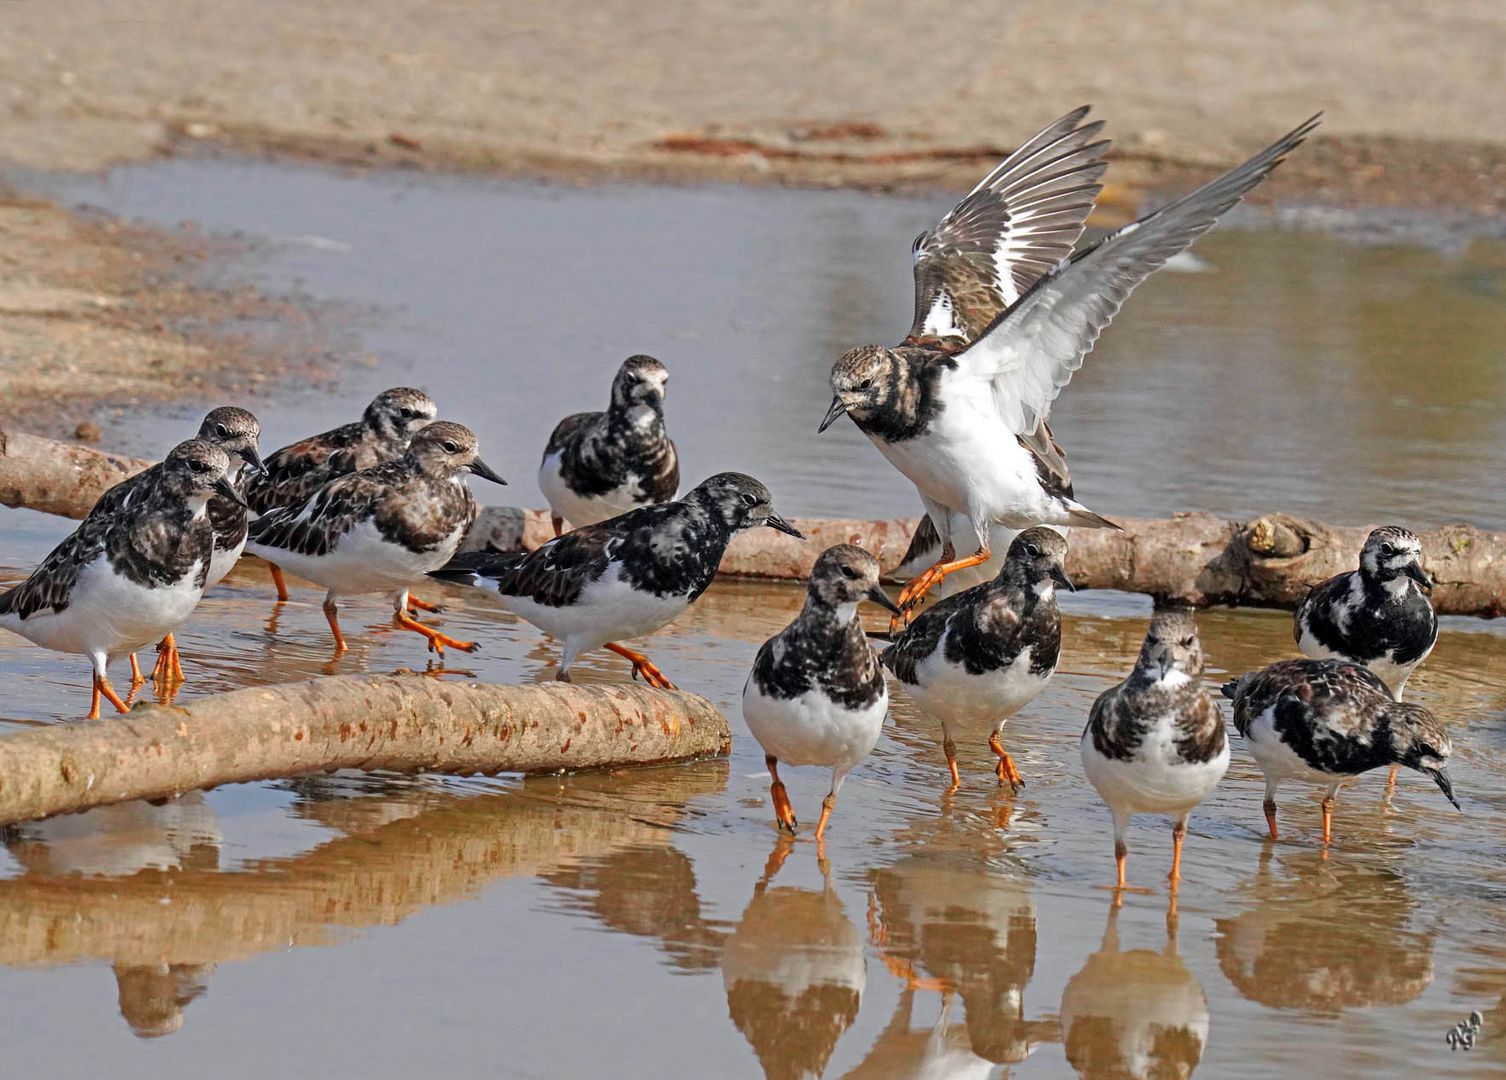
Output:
[246, 422, 505, 657]
[881, 528, 1070, 791]
[0, 441, 243, 719]
[432, 472, 802, 688]
[819, 107, 1320, 632]
[92, 406, 264, 687]
[538, 354, 679, 536]
[742, 544, 900, 840]
[1222, 658, 1459, 844]
[245, 387, 438, 601]
[1081, 611, 1229, 890]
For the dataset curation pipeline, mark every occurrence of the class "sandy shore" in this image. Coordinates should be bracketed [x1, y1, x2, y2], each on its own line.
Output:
[0, 1, 1500, 434]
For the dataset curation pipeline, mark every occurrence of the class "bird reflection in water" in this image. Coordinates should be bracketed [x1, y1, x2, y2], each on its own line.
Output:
[1059, 898, 1209, 1079]
[1216, 848, 1435, 1012]
[722, 835, 866, 1080]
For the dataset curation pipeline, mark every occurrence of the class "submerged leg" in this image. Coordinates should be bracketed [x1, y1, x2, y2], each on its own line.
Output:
[323, 592, 349, 655]
[129, 653, 145, 686]
[1321, 788, 1337, 845]
[269, 563, 290, 602]
[1169, 815, 1188, 885]
[989, 730, 1024, 793]
[1263, 779, 1280, 841]
[768, 755, 797, 832]
[1113, 808, 1130, 890]
[942, 731, 960, 791]
[814, 772, 846, 841]
[603, 642, 675, 690]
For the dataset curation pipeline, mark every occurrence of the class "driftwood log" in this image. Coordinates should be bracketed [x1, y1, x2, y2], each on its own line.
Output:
[0, 676, 730, 827]
[3, 427, 1503, 616]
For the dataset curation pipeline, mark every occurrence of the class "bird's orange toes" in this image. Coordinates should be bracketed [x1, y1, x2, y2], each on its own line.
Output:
[394, 611, 478, 656]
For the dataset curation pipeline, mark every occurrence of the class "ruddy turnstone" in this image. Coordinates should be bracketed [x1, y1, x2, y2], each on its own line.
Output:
[246, 421, 505, 657]
[881, 527, 1070, 791]
[93, 406, 264, 685]
[1081, 611, 1229, 889]
[0, 440, 242, 719]
[1222, 658, 1459, 843]
[432, 472, 802, 688]
[538, 354, 679, 536]
[820, 108, 1319, 630]
[245, 387, 437, 601]
[742, 544, 899, 839]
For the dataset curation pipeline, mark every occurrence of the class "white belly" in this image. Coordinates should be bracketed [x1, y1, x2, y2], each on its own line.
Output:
[248, 518, 466, 598]
[205, 535, 247, 589]
[741, 679, 887, 773]
[905, 641, 1054, 735]
[1242, 705, 1342, 788]
[538, 452, 643, 529]
[0, 555, 206, 660]
[503, 561, 690, 651]
[1081, 714, 1230, 816]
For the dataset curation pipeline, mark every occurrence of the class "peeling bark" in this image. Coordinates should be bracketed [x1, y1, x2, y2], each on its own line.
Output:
[0, 426, 150, 519]
[0, 676, 730, 827]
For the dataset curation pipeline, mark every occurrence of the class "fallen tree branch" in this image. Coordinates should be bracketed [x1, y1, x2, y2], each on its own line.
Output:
[5, 429, 1502, 617]
[0, 676, 730, 827]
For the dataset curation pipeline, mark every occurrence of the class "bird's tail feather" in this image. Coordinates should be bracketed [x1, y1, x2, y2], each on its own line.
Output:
[1061, 499, 1121, 530]
[429, 547, 527, 587]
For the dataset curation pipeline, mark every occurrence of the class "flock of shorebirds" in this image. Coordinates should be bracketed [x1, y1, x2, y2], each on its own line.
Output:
[0, 107, 1462, 889]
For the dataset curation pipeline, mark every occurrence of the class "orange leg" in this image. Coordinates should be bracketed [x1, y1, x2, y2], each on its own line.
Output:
[151, 633, 185, 684]
[269, 563, 290, 602]
[814, 792, 838, 840]
[394, 610, 477, 656]
[603, 642, 675, 689]
[1114, 840, 1128, 890]
[88, 671, 130, 720]
[1169, 818, 1186, 884]
[1386, 765, 1399, 787]
[1321, 794, 1334, 845]
[324, 597, 349, 655]
[406, 594, 444, 614]
[989, 731, 1024, 793]
[942, 734, 960, 791]
[768, 756, 797, 832]
[1263, 797, 1280, 841]
[890, 545, 992, 633]
[551, 515, 565, 539]
[129, 653, 145, 686]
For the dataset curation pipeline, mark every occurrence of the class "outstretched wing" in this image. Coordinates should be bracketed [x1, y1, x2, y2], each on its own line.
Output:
[957, 114, 1321, 435]
[905, 106, 1110, 349]
[247, 470, 382, 558]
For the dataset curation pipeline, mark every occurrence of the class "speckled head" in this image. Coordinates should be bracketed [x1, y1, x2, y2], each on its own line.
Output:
[363, 387, 439, 447]
[1359, 526, 1430, 592]
[821, 345, 901, 432]
[196, 406, 263, 475]
[1002, 527, 1072, 592]
[159, 439, 243, 507]
[685, 472, 804, 539]
[806, 543, 901, 616]
[611, 354, 669, 411]
[1135, 609, 1204, 685]
[406, 421, 506, 485]
[1390, 702, 1458, 808]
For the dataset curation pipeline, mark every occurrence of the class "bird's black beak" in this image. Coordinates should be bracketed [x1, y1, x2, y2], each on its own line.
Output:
[1405, 561, 1433, 593]
[765, 513, 805, 540]
[1429, 767, 1461, 810]
[466, 457, 508, 485]
[818, 397, 848, 434]
[866, 583, 903, 616]
[214, 476, 248, 508]
[240, 446, 266, 477]
[1050, 565, 1076, 592]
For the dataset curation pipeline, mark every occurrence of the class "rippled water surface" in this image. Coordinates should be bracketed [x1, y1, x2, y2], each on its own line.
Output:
[0, 162, 1504, 1077]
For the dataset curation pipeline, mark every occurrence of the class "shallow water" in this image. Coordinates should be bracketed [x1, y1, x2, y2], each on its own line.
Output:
[0, 162, 1505, 1077]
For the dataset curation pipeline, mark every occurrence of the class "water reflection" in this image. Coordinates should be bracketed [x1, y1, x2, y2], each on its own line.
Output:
[1215, 849, 1435, 1012]
[1060, 900, 1209, 1079]
[722, 837, 866, 1080]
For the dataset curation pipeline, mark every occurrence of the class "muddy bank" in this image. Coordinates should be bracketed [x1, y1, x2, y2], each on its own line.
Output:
[0, 188, 338, 442]
[0, 2, 1502, 215]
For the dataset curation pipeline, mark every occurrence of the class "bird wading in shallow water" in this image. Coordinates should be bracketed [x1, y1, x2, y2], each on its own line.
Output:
[432, 472, 802, 689]
[0, 441, 243, 719]
[1081, 611, 1229, 891]
[742, 545, 900, 841]
[1295, 526, 1437, 786]
[92, 406, 264, 688]
[246, 422, 505, 658]
[882, 527, 1070, 792]
[820, 108, 1320, 632]
[245, 387, 438, 603]
[1223, 658, 1459, 844]
[538, 354, 679, 536]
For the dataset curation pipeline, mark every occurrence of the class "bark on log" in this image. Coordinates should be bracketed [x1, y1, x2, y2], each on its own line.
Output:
[4, 429, 1502, 617]
[0, 676, 730, 827]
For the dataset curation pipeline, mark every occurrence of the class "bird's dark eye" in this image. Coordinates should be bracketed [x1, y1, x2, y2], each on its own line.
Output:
[1379, 543, 1395, 556]
[215, 423, 229, 439]
[1023, 544, 1040, 558]
[839, 565, 861, 580]
[441, 440, 459, 454]
[741, 493, 759, 508]
[1180, 636, 1195, 648]
[190, 460, 208, 473]
[858, 378, 873, 391]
